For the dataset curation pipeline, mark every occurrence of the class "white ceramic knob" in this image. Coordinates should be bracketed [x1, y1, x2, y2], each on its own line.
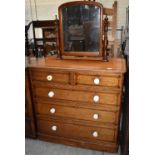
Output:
[51, 125, 57, 131]
[50, 108, 56, 114]
[93, 114, 99, 120]
[48, 91, 54, 98]
[92, 131, 98, 137]
[93, 95, 99, 103]
[94, 78, 100, 85]
[47, 75, 53, 81]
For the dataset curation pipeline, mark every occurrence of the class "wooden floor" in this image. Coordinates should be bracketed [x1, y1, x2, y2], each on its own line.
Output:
[25, 138, 120, 155]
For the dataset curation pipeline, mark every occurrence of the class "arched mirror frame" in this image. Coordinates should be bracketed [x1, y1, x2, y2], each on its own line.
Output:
[58, 1, 104, 59]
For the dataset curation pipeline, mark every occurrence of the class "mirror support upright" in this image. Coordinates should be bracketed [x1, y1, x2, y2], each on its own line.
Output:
[103, 15, 109, 62]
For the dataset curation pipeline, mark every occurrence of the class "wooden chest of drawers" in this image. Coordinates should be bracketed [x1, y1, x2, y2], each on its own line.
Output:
[27, 57, 126, 153]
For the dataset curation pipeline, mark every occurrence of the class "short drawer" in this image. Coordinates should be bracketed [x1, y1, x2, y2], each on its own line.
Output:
[76, 74, 120, 88]
[34, 87, 119, 105]
[37, 119, 116, 142]
[30, 69, 69, 84]
[35, 103, 118, 124]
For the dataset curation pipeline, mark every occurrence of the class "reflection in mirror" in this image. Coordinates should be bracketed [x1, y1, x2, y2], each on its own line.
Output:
[61, 4, 100, 52]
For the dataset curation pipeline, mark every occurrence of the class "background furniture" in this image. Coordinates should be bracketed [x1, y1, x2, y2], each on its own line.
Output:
[25, 22, 32, 56]
[121, 63, 129, 155]
[120, 6, 129, 155]
[103, 1, 120, 58]
[87, 1, 119, 58]
[32, 20, 59, 57]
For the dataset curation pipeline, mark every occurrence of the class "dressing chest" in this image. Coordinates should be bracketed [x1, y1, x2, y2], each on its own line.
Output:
[27, 57, 126, 152]
[26, 0, 126, 153]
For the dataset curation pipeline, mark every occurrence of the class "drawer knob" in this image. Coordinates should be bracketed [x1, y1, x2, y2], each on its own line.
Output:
[93, 113, 99, 120]
[50, 108, 56, 114]
[92, 131, 98, 137]
[47, 75, 53, 81]
[93, 95, 99, 103]
[51, 125, 57, 131]
[94, 78, 100, 85]
[48, 91, 55, 98]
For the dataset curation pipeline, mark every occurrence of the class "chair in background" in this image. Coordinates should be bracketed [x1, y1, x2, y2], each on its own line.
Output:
[103, 1, 120, 58]
[85, 1, 120, 58]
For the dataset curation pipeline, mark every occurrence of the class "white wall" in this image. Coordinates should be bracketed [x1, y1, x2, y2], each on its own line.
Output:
[25, 0, 129, 28]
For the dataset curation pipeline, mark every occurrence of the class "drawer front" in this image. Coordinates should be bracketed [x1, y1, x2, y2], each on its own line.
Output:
[35, 103, 118, 124]
[30, 70, 69, 84]
[76, 74, 120, 88]
[37, 119, 116, 142]
[34, 87, 119, 105]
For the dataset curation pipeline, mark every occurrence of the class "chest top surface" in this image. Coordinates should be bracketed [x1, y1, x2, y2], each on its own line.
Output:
[26, 57, 126, 73]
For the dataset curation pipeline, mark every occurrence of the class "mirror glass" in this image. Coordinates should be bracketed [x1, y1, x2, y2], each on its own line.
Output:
[61, 4, 101, 52]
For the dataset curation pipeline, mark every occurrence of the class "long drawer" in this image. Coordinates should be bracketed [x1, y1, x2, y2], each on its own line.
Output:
[37, 119, 116, 142]
[35, 103, 119, 124]
[33, 86, 119, 106]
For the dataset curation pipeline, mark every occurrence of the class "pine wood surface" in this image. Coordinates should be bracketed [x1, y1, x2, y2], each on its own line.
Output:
[27, 57, 126, 73]
[27, 56, 126, 152]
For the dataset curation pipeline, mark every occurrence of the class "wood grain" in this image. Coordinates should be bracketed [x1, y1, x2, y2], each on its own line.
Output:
[34, 86, 119, 106]
[37, 119, 116, 142]
[31, 70, 69, 84]
[27, 56, 126, 152]
[27, 57, 126, 73]
[25, 69, 36, 138]
[35, 103, 119, 124]
[38, 134, 118, 153]
[76, 74, 120, 88]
